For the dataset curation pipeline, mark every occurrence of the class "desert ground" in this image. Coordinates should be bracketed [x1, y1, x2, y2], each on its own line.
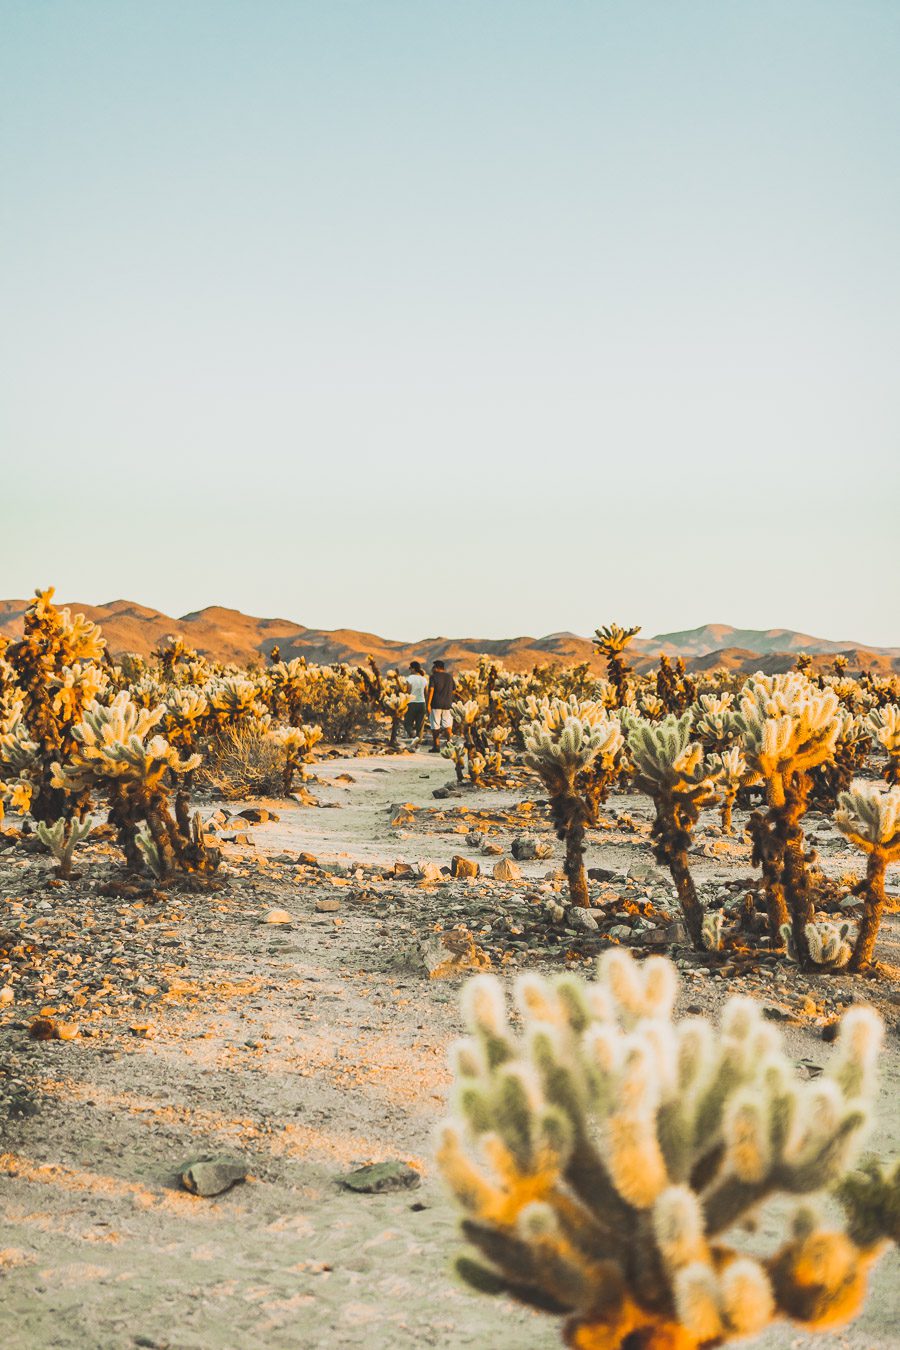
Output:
[1, 750, 898, 1350]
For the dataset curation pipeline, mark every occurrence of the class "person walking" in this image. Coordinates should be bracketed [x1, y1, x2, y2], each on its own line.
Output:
[404, 661, 428, 745]
[426, 659, 455, 752]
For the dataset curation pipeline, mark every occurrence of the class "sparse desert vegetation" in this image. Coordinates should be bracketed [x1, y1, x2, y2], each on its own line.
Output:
[0, 591, 898, 1347]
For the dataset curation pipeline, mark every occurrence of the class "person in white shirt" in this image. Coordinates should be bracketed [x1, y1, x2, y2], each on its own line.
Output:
[404, 661, 428, 744]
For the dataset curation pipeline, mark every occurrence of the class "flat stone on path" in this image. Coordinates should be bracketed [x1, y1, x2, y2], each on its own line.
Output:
[340, 1160, 421, 1194]
[179, 1156, 247, 1197]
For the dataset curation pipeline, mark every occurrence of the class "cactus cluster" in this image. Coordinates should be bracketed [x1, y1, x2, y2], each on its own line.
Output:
[440, 949, 897, 1348]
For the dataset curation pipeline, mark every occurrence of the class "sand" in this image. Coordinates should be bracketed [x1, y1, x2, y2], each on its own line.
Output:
[1, 753, 898, 1349]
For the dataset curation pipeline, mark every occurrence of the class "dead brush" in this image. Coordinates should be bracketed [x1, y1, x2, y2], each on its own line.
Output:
[197, 720, 285, 800]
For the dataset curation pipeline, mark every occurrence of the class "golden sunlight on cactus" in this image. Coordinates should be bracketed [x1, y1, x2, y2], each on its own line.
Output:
[834, 782, 900, 970]
[53, 692, 216, 878]
[439, 950, 896, 1349]
[735, 674, 841, 963]
[868, 705, 900, 785]
[593, 624, 641, 709]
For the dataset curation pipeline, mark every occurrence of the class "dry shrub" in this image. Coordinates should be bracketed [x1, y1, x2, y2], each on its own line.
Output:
[198, 722, 283, 800]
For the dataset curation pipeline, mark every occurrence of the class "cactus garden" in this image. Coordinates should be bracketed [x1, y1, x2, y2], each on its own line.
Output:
[0, 592, 898, 1347]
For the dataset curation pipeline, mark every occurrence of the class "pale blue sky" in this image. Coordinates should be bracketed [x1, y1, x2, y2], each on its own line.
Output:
[2, 2, 898, 645]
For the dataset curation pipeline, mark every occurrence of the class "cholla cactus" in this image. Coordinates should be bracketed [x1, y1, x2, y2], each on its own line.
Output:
[453, 699, 481, 747]
[691, 693, 737, 754]
[810, 712, 871, 805]
[442, 739, 468, 785]
[735, 673, 841, 962]
[639, 692, 665, 721]
[868, 705, 900, 784]
[782, 919, 853, 970]
[524, 703, 623, 907]
[627, 715, 720, 950]
[34, 814, 94, 879]
[487, 724, 510, 774]
[710, 745, 757, 835]
[834, 781, 900, 970]
[209, 676, 267, 724]
[53, 692, 216, 878]
[439, 949, 896, 1348]
[3, 589, 106, 822]
[156, 633, 198, 676]
[164, 687, 210, 754]
[593, 624, 641, 708]
[268, 722, 323, 794]
[382, 687, 412, 747]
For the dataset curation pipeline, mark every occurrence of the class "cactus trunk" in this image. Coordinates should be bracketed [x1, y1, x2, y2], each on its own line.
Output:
[563, 819, 590, 907]
[849, 852, 887, 971]
[667, 849, 705, 950]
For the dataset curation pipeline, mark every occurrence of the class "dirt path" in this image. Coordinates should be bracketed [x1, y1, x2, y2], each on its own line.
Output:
[1, 757, 898, 1349]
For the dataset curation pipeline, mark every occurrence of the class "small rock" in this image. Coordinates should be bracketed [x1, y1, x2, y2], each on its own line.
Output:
[511, 836, 537, 860]
[419, 862, 443, 883]
[263, 909, 293, 925]
[465, 831, 484, 847]
[297, 852, 320, 868]
[391, 805, 417, 827]
[607, 924, 632, 941]
[393, 861, 417, 879]
[315, 898, 342, 913]
[232, 833, 255, 847]
[480, 842, 503, 857]
[0, 986, 14, 1006]
[587, 866, 616, 881]
[237, 808, 278, 824]
[450, 856, 480, 880]
[179, 1156, 247, 1198]
[419, 930, 492, 978]
[569, 907, 599, 932]
[492, 858, 522, 883]
[340, 1161, 420, 1194]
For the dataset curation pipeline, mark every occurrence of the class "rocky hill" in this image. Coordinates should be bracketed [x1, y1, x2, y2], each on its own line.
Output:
[1, 600, 897, 675]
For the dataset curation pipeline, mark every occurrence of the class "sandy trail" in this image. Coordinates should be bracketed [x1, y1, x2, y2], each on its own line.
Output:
[1, 755, 898, 1349]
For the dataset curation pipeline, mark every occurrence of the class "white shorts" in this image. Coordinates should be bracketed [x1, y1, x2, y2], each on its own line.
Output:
[429, 708, 453, 730]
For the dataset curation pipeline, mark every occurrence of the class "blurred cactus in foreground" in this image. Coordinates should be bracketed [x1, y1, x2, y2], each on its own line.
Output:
[834, 781, 900, 970]
[439, 949, 897, 1348]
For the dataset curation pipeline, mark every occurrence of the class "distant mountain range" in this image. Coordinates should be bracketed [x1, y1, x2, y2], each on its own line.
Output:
[1, 600, 897, 676]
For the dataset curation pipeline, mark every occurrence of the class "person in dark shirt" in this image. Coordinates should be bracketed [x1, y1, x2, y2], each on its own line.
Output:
[426, 660, 455, 752]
